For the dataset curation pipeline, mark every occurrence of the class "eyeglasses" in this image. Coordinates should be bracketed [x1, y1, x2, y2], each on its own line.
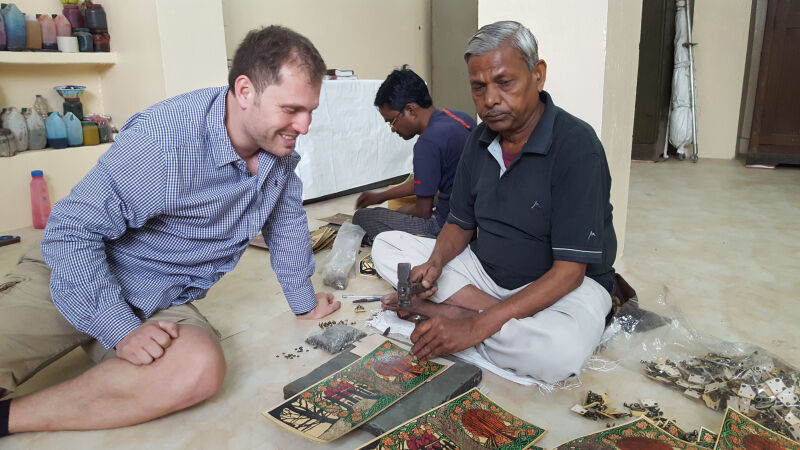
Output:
[388, 109, 404, 132]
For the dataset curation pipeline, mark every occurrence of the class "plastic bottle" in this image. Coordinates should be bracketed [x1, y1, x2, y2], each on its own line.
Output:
[0, 129, 18, 157]
[34, 95, 50, 121]
[0, 10, 7, 51]
[64, 112, 83, 146]
[1, 3, 26, 51]
[84, 3, 107, 32]
[45, 112, 68, 149]
[25, 13, 42, 50]
[24, 108, 47, 150]
[37, 14, 57, 50]
[53, 14, 71, 37]
[2, 107, 28, 152]
[72, 27, 92, 52]
[62, 4, 83, 29]
[30, 170, 52, 229]
[81, 121, 99, 146]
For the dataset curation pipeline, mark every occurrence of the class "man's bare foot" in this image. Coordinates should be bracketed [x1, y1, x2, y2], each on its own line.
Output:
[383, 293, 478, 320]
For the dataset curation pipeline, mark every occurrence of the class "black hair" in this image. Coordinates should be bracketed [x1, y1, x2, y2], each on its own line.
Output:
[228, 25, 326, 93]
[374, 65, 432, 110]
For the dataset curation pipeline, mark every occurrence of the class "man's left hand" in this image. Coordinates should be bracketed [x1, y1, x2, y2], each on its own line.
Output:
[296, 292, 341, 320]
[410, 315, 485, 360]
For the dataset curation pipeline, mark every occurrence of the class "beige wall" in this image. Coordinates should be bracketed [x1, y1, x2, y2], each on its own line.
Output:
[478, 0, 639, 258]
[693, 0, 752, 159]
[221, 0, 432, 83]
[431, 0, 478, 116]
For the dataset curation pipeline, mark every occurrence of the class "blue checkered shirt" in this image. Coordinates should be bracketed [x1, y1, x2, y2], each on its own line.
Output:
[42, 87, 317, 349]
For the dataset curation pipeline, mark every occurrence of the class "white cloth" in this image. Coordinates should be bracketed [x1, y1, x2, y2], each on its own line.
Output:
[371, 230, 611, 384]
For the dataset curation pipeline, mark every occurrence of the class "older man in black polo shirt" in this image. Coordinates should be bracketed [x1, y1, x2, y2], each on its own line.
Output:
[371, 20, 617, 383]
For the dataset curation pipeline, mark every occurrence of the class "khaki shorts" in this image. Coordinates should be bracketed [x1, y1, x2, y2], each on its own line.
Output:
[0, 246, 220, 398]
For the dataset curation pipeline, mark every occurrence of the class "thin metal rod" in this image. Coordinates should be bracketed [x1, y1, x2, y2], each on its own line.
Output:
[341, 294, 383, 299]
[685, 0, 699, 162]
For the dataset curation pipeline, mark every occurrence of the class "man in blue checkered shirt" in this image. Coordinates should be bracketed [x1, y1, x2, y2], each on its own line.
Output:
[0, 26, 340, 437]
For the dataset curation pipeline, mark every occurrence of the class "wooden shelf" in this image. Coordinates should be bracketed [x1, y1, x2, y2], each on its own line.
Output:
[0, 51, 117, 65]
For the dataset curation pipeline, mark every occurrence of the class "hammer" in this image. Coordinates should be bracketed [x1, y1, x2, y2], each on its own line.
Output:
[396, 262, 427, 310]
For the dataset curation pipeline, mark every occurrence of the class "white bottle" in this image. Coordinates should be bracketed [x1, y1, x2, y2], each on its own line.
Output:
[24, 108, 47, 150]
[2, 107, 28, 152]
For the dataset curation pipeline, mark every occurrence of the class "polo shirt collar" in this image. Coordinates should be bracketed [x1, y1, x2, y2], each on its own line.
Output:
[207, 87, 242, 168]
[478, 90, 557, 156]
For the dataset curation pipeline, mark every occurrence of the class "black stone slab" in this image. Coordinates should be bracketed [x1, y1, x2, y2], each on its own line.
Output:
[282, 344, 482, 436]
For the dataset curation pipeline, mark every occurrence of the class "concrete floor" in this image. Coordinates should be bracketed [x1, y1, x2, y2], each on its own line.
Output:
[1, 158, 798, 448]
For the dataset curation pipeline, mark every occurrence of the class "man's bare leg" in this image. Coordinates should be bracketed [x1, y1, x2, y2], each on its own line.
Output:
[384, 285, 502, 320]
[8, 324, 225, 433]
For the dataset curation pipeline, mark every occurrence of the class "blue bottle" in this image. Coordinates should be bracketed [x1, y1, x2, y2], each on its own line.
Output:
[1, 3, 26, 51]
[64, 112, 83, 146]
[45, 112, 68, 149]
[0, 10, 7, 51]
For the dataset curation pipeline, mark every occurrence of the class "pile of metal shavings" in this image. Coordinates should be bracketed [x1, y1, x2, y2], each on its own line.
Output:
[318, 319, 356, 329]
[275, 346, 307, 360]
[570, 390, 633, 422]
[642, 351, 800, 440]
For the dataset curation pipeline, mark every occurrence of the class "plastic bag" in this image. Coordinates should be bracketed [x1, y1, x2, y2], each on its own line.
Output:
[600, 287, 800, 440]
[322, 222, 365, 290]
[305, 324, 366, 354]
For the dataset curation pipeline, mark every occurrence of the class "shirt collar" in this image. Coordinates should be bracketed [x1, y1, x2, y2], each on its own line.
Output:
[207, 87, 242, 168]
[478, 90, 557, 156]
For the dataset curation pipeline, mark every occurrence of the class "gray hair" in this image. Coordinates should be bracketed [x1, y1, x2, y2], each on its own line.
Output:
[464, 20, 539, 70]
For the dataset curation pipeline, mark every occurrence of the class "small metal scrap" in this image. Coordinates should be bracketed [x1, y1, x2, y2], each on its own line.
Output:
[570, 391, 632, 422]
[642, 351, 800, 439]
[354, 305, 366, 313]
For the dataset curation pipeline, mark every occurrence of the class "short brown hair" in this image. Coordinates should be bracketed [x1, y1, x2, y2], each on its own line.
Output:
[228, 26, 326, 93]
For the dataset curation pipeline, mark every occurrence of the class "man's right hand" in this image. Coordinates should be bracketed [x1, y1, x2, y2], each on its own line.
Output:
[411, 259, 443, 289]
[355, 191, 381, 209]
[115, 321, 179, 365]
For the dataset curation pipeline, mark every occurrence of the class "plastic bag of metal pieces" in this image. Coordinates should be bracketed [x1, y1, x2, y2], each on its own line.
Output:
[305, 324, 367, 354]
[598, 287, 800, 440]
[322, 222, 366, 290]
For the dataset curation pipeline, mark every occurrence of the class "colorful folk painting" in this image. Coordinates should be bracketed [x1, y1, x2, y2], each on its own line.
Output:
[696, 427, 717, 448]
[715, 408, 800, 450]
[357, 387, 546, 450]
[554, 417, 704, 450]
[263, 340, 446, 443]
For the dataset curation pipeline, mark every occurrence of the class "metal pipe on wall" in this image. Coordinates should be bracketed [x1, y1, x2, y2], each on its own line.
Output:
[685, 0, 700, 162]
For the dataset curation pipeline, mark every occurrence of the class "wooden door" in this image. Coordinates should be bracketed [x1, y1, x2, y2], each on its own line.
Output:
[631, 0, 675, 161]
[747, 0, 800, 166]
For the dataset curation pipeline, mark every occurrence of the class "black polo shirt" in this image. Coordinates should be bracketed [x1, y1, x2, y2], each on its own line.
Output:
[447, 91, 616, 292]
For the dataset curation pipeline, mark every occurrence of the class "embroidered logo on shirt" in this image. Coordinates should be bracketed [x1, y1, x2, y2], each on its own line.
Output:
[530, 201, 541, 209]
[588, 230, 597, 239]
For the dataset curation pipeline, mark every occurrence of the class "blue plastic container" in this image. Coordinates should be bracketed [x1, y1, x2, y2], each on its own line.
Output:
[64, 112, 83, 146]
[45, 112, 68, 149]
[1, 3, 26, 51]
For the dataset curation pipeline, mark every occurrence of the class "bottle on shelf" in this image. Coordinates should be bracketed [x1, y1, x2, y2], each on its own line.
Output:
[2, 107, 28, 152]
[85, 3, 107, 32]
[1, 3, 26, 51]
[25, 13, 42, 50]
[81, 121, 100, 146]
[30, 170, 52, 230]
[86, 113, 110, 143]
[34, 95, 50, 121]
[24, 108, 47, 150]
[53, 14, 71, 37]
[72, 27, 93, 52]
[37, 14, 57, 50]
[45, 112, 68, 149]
[0, 10, 7, 51]
[64, 112, 83, 146]
[0, 129, 18, 157]
[62, 4, 83, 29]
